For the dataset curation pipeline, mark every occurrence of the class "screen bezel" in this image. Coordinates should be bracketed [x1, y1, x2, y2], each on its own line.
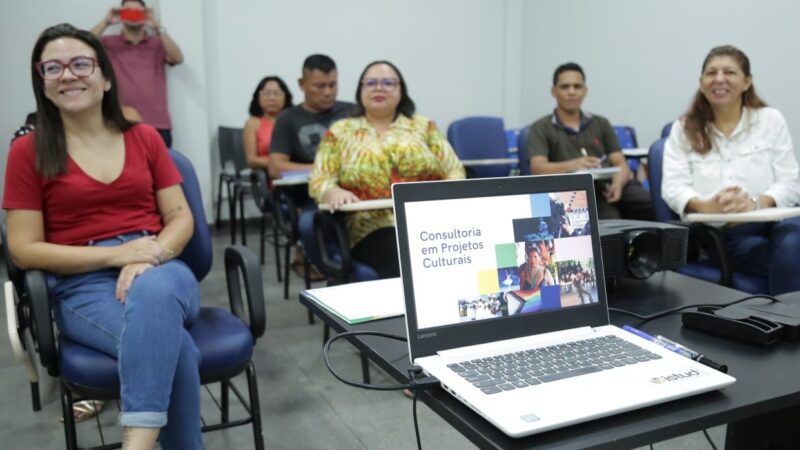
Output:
[393, 174, 610, 360]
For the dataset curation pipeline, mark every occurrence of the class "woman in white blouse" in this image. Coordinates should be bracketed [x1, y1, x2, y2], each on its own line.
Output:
[662, 45, 800, 295]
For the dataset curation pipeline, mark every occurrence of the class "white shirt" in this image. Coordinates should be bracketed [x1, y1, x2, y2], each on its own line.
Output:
[662, 107, 800, 217]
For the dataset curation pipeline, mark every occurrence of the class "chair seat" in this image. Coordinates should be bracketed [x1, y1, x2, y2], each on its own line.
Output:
[59, 307, 253, 391]
[329, 251, 379, 282]
[676, 263, 769, 294]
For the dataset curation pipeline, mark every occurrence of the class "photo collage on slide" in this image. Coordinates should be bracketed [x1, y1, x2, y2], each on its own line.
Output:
[457, 191, 598, 323]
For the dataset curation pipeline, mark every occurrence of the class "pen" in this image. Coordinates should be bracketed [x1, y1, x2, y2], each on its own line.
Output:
[654, 335, 728, 373]
[622, 325, 728, 373]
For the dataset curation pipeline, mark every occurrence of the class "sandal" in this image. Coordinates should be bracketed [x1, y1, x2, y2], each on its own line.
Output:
[290, 260, 326, 282]
[61, 399, 106, 423]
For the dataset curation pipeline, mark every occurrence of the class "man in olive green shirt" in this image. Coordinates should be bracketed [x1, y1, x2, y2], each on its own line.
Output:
[526, 62, 653, 220]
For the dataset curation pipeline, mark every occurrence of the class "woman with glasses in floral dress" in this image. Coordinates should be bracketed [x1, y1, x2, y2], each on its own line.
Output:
[309, 60, 465, 279]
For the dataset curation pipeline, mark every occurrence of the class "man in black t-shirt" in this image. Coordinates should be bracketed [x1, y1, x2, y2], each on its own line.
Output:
[268, 54, 354, 279]
[268, 54, 354, 207]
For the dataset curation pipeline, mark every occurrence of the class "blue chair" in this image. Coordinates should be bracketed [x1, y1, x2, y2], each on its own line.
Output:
[447, 116, 515, 178]
[505, 128, 520, 152]
[613, 125, 638, 149]
[303, 210, 379, 286]
[517, 126, 532, 176]
[661, 121, 674, 138]
[13, 149, 267, 449]
[648, 138, 768, 293]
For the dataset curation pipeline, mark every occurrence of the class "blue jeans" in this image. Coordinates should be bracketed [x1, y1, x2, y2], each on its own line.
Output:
[724, 216, 800, 295]
[52, 233, 202, 450]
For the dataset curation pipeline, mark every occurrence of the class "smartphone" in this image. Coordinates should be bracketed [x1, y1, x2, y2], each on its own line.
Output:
[119, 8, 146, 23]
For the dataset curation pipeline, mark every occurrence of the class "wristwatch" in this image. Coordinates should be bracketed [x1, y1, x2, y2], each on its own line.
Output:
[750, 195, 761, 210]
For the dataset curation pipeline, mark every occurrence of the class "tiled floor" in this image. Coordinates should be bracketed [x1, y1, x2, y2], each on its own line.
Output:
[0, 225, 725, 449]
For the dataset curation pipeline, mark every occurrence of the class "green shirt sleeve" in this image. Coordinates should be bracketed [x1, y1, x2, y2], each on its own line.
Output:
[527, 119, 552, 160]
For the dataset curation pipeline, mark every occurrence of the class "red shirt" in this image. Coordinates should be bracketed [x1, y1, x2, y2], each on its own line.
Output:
[3, 124, 182, 245]
[101, 34, 171, 129]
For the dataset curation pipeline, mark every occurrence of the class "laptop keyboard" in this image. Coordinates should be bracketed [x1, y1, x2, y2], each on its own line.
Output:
[446, 335, 661, 395]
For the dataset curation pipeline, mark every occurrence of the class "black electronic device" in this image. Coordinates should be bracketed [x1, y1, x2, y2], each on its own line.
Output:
[599, 219, 689, 280]
[682, 295, 800, 346]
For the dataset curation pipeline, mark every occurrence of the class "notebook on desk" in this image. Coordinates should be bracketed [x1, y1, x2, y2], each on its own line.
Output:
[392, 174, 735, 438]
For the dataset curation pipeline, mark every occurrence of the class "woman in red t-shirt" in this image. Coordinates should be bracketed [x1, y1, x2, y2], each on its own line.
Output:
[242, 75, 293, 172]
[3, 24, 201, 450]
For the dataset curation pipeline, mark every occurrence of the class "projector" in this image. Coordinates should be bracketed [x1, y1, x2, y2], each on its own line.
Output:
[599, 219, 688, 280]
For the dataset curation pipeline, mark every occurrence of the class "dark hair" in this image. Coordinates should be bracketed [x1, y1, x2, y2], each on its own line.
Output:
[30, 23, 132, 177]
[353, 60, 416, 119]
[683, 45, 767, 153]
[552, 62, 585, 86]
[248, 76, 293, 117]
[120, 0, 146, 6]
[24, 112, 37, 127]
[302, 54, 336, 75]
[525, 241, 542, 255]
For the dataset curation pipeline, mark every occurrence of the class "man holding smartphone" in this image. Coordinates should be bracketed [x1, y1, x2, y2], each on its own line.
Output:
[91, 0, 183, 147]
[525, 62, 653, 220]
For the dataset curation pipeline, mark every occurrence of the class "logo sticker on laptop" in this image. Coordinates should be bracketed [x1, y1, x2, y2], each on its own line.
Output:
[642, 367, 705, 387]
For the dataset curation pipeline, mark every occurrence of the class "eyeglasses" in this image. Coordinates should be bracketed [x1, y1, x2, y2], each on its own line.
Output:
[35, 56, 98, 81]
[361, 78, 399, 91]
[259, 90, 284, 99]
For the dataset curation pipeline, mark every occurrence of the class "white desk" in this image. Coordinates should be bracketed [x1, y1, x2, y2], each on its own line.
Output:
[460, 157, 519, 167]
[317, 198, 394, 212]
[621, 148, 649, 158]
[575, 167, 620, 180]
[686, 206, 800, 223]
[272, 172, 310, 186]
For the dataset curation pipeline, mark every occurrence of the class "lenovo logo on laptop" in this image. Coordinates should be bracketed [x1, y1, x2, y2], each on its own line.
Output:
[417, 331, 438, 340]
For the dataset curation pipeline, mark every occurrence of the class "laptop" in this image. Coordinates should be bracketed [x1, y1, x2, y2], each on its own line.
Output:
[392, 173, 735, 438]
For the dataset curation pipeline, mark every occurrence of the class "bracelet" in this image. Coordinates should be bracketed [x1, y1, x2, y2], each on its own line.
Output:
[750, 195, 761, 210]
[160, 245, 175, 262]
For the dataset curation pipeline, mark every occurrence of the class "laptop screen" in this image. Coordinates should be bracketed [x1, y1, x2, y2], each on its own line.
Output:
[406, 189, 599, 330]
[394, 174, 610, 359]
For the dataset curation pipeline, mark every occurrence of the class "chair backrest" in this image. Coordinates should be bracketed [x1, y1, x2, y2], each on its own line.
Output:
[646, 138, 680, 223]
[614, 125, 638, 149]
[218, 126, 249, 175]
[446, 116, 510, 178]
[170, 149, 213, 281]
[661, 121, 674, 139]
[517, 125, 532, 176]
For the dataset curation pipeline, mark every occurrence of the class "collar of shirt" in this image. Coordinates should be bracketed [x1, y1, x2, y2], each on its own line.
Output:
[551, 109, 593, 135]
[708, 107, 758, 141]
[354, 114, 414, 134]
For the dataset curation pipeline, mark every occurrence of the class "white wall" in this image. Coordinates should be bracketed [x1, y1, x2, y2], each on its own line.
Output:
[203, 0, 513, 131]
[520, 0, 800, 148]
[3, 0, 800, 224]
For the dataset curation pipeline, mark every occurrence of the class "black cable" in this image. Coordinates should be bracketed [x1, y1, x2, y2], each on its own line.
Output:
[323, 330, 439, 450]
[412, 389, 421, 450]
[608, 294, 779, 325]
[702, 428, 718, 450]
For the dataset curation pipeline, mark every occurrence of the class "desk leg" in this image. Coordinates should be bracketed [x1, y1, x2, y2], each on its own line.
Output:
[725, 404, 800, 449]
[361, 353, 370, 384]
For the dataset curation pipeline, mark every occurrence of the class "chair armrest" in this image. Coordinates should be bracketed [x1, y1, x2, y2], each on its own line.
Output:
[272, 187, 299, 238]
[249, 170, 273, 213]
[688, 223, 733, 287]
[24, 270, 59, 375]
[313, 211, 352, 284]
[224, 245, 266, 340]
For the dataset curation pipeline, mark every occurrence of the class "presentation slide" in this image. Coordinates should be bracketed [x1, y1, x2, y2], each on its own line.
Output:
[404, 190, 599, 330]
